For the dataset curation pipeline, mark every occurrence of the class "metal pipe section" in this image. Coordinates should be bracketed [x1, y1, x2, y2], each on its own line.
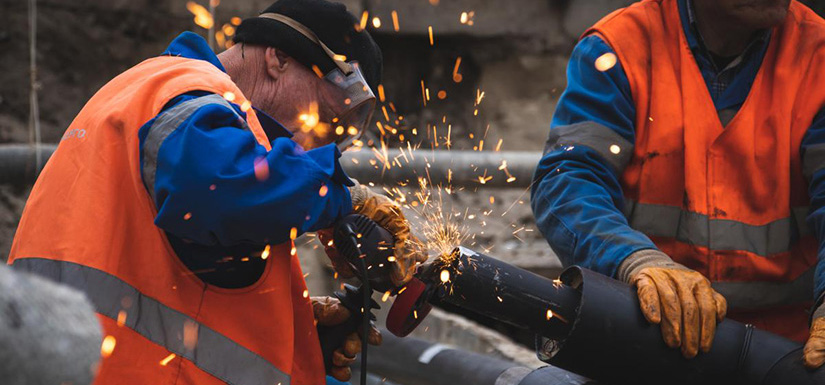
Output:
[426, 247, 825, 385]
[427, 247, 580, 341]
[0, 144, 541, 188]
[364, 329, 593, 385]
[340, 149, 540, 188]
[0, 144, 55, 185]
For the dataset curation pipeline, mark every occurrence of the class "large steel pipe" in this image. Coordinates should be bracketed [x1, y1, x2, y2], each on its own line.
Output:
[0, 144, 541, 188]
[422, 247, 825, 385]
[365, 330, 593, 385]
[0, 144, 56, 185]
[341, 149, 540, 188]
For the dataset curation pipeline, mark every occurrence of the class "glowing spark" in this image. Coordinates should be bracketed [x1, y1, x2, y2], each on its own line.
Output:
[311, 65, 324, 78]
[117, 310, 127, 327]
[359, 11, 369, 31]
[496, 296, 503, 302]
[437, 90, 447, 99]
[391, 10, 400, 31]
[186, 1, 214, 29]
[336, 126, 345, 136]
[495, 139, 503, 151]
[382, 291, 391, 302]
[290, 227, 298, 240]
[546, 309, 554, 320]
[420, 80, 427, 106]
[291, 242, 297, 256]
[183, 320, 199, 350]
[101, 335, 116, 358]
[414, 310, 419, 319]
[489, 196, 495, 204]
[440, 269, 450, 282]
[387, 256, 397, 262]
[261, 245, 270, 260]
[160, 353, 176, 366]
[183, 212, 192, 220]
[240, 100, 252, 112]
[222, 91, 235, 101]
[428, 26, 434, 46]
[609, 144, 621, 154]
[254, 157, 270, 181]
[319, 185, 329, 197]
[302, 289, 309, 298]
[230, 17, 241, 25]
[372, 17, 381, 28]
[378, 84, 386, 102]
[332, 54, 347, 62]
[452, 57, 463, 83]
[595, 52, 617, 72]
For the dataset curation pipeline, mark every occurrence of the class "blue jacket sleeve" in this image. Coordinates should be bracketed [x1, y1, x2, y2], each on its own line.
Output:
[531, 35, 657, 278]
[800, 108, 825, 308]
[138, 93, 353, 247]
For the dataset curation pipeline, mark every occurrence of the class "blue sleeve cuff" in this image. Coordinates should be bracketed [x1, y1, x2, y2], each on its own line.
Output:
[304, 144, 356, 187]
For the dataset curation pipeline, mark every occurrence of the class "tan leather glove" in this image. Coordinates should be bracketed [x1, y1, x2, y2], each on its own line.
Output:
[619, 250, 727, 358]
[317, 228, 356, 280]
[311, 296, 382, 382]
[803, 305, 825, 369]
[350, 184, 428, 286]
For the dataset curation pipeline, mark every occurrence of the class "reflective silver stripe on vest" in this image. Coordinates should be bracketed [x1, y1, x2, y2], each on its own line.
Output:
[543, 121, 634, 173]
[12, 258, 290, 385]
[142, 94, 248, 204]
[803, 143, 825, 180]
[624, 200, 810, 256]
[712, 268, 814, 309]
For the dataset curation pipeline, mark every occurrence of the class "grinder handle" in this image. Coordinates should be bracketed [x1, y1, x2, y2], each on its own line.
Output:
[316, 285, 368, 375]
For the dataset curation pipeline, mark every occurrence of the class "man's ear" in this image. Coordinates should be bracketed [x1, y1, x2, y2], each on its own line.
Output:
[264, 47, 290, 80]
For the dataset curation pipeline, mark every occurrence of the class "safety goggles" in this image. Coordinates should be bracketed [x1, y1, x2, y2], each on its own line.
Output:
[259, 13, 376, 150]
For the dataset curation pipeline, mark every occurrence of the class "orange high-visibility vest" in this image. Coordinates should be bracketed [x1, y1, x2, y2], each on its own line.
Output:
[587, 0, 825, 342]
[8, 56, 325, 385]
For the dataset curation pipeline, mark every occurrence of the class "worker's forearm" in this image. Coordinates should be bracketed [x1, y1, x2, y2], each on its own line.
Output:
[531, 147, 658, 278]
[151, 128, 352, 247]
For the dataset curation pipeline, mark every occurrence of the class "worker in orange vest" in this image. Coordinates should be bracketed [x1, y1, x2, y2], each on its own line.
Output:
[532, 0, 825, 367]
[8, 0, 425, 384]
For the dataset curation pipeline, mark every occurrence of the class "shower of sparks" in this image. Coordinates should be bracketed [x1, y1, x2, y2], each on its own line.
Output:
[407, 178, 470, 261]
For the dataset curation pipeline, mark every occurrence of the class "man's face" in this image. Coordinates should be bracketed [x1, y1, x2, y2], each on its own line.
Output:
[259, 59, 353, 150]
[707, 0, 790, 29]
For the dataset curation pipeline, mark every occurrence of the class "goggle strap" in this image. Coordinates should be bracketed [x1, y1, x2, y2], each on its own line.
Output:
[258, 12, 353, 75]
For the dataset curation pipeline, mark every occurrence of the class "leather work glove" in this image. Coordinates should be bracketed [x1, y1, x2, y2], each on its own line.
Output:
[803, 305, 825, 369]
[317, 228, 356, 280]
[312, 296, 382, 382]
[348, 184, 428, 286]
[618, 250, 727, 358]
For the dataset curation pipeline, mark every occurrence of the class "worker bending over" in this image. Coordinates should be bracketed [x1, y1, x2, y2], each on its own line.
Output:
[8, 0, 424, 384]
[532, 0, 825, 367]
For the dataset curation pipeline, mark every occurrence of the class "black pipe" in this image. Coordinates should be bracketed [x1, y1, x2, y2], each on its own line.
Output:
[423, 247, 825, 385]
[0, 144, 55, 185]
[365, 329, 593, 385]
[428, 247, 581, 341]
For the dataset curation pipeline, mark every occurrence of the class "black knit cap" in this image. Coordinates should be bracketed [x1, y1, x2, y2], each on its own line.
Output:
[233, 0, 383, 92]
